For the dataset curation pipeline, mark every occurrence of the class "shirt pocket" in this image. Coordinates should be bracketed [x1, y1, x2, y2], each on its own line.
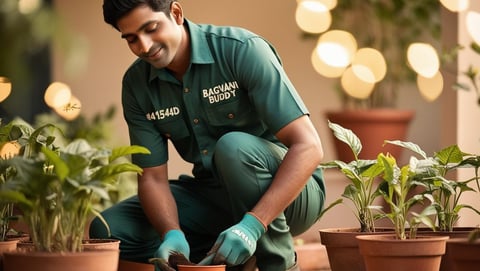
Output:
[204, 97, 264, 137]
[153, 115, 190, 141]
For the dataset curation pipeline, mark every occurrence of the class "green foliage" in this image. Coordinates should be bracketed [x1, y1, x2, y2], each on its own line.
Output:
[320, 121, 382, 232]
[0, 121, 150, 252]
[322, 121, 480, 239]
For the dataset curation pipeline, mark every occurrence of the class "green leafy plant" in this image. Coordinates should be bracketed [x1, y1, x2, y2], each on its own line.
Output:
[376, 150, 437, 240]
[0, 118, 37, 241]
[322, 121, 480, 239]
[319, 121, 384, 232]
[403, 143, 480, 232]
[0, 123, 150, 252]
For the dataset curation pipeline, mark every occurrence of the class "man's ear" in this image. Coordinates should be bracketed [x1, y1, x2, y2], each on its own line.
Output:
[171, 2, 184, 25]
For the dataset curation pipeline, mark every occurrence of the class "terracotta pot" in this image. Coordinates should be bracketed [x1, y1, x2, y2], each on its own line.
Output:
[118, 259, 155, 271]
[17, 238, 120, 252]
[0, 240, 18, 271]
[445, 237, 480, 271]
[326, 109, 415, 161]
[3, 250, 119, 271]
[319, 227, 394, 271]
[356, 234, 448, 271]
[82, 238, 120, 251]
[418, 227, 476, 271]
[177, 264, 226, 271]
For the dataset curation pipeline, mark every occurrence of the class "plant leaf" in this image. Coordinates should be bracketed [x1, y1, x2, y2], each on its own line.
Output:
[328, 121, 362, 160]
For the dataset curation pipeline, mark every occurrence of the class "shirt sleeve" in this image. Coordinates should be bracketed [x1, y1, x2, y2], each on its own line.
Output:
[232, 37, 310, 134]
[122, 74, 169, 168]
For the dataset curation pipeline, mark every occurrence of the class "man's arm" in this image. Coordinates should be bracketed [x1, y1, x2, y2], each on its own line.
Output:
[251, 114, 324, 227]
[138, 164, 180, 236]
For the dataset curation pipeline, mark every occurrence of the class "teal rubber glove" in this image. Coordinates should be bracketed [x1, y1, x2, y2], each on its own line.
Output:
[154, 229, 190, 263]
[202, 213, 266, 266]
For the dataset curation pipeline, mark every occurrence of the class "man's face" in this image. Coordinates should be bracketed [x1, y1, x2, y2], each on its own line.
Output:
[117, 4, 183, 69]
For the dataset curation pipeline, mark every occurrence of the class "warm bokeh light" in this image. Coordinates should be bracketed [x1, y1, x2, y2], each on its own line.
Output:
[316, 30, 357, 68]
[466, 11, 480, 45]
[311, 48, 346, 78]
[44, 82, 72, 108]
[417, 71, 444, 102]
[295, 0, 332, 34]
[54, 95, 82, 121]
[0, 141, 21, 159]
[351, 48, 387, 82]
[0, 77, 12, 103]
[439, 0, 469, 12]
[341, 66, 375, 99]
[297, 0, 338, 10]
[407, 43, 440, 78]
[18, 0, 42, 14]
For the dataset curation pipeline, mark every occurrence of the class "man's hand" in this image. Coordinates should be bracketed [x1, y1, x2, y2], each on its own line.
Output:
[154, 230, 190, 263]
[201, 213, 266, 266]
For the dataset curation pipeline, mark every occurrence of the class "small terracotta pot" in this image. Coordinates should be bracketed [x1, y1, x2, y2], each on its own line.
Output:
[177, 264, 226, 271]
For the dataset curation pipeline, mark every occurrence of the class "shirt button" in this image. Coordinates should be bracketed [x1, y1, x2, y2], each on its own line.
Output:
[193, 118, 199, 124]
[202, 149, 208, 155]
[227, 113, 234, 119]
[184, 88, 190, 93]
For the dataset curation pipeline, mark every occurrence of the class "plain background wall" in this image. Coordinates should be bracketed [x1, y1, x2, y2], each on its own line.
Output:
[50, 1, 480, 229]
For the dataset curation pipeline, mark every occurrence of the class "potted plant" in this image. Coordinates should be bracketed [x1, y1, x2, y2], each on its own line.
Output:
[0, 122, 150, 271]
[319, 121, 480, 271]
[0, 118, 36, 255]
[353, 140, 480, 271]
[297, 0, 444, 161]
[318, 121, 391, 271]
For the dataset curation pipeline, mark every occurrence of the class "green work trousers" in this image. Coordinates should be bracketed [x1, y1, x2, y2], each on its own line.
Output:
[89, 132, 326, 271]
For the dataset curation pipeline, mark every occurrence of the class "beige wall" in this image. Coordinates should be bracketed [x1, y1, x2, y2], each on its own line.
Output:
[51, 1, 479, 229]
[457, 1, 480, 227]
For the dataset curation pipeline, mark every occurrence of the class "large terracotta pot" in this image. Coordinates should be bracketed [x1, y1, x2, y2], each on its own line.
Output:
[445, 237, 480, 271]
[356, 234, 448, 271]
[319, 227, 393, 271]
[3, 250, 119, 271]
[326, 109, 415, 161]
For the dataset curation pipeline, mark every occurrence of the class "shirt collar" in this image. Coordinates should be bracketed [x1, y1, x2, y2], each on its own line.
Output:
[148, 19, 214, 83]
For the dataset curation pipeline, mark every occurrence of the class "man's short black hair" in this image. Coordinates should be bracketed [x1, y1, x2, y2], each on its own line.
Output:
[103, 0, 175, 30]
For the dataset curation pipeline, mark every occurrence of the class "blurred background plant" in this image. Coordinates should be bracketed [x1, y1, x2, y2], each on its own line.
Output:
[454, 42, 480, 106]
[0, 0, 86, 122]
[295, 0, 444, 109]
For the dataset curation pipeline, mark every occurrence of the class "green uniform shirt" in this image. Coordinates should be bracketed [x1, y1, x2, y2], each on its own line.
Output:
[122, 19, 309, 177]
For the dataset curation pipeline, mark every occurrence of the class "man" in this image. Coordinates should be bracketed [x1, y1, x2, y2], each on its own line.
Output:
[90, 1, 326, 270]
